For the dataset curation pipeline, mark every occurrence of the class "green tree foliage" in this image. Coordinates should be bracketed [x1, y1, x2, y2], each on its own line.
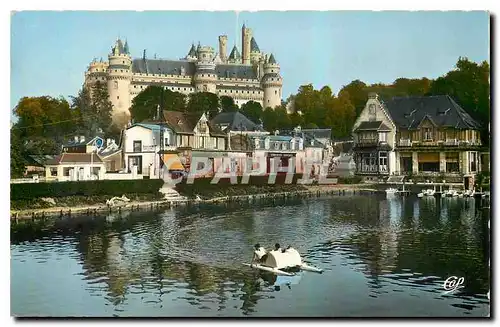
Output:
[427, 57, 490, 145]
[70, 81, 118, 139]
[10, 128, 26, 178]
[187, 92, 220, 119]
[339, 80, 368, 116]
[13, 96, 73, 153]
[240, 101, 263, 125]
[220, 96, 239, 112]
[129, 86, 186, 123]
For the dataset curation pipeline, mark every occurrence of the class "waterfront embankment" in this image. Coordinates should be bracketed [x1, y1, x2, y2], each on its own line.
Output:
[10, 182, 380, 221]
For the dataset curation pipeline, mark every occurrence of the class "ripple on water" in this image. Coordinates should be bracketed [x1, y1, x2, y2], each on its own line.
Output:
[10, 195, 490, 317]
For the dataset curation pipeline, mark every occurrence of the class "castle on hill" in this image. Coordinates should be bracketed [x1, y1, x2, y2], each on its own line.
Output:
[84, 24, 283, 127]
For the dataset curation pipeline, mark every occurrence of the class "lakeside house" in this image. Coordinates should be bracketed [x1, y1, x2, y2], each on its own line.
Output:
[162, 111, 227, 177]
[352, 93, 484, 188]
[122, 123, 175, 178]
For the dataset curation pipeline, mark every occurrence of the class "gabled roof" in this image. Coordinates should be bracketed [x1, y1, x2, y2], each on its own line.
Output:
[354, 121, 392, 132]
[163, 111, 226, 137]
[250, 37, 260, 52]
[382, 95, 481, 130]
[46, 153, 104, 165]
[211, 111, 264, 132]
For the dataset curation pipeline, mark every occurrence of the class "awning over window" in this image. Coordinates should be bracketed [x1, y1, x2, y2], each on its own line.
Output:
[418, 152, 439, 163]
[163, 154, 184, 170]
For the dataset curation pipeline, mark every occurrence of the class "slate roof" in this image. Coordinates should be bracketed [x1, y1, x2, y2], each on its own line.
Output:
[211, 111, 264, 132]
[113, 39, 126, 55]
[279, 129, 327, 148]
[123, 40, 130, 54]
[132, 59, 196, 75]
[382, 95, 481, 130]
[354, 121, 392, 132]
[131, 58, 258, 80]
[228, 46, 241, 60]
[268, 53, 276, 64]
[215, 65, 257, 79]
[300, 129, 332, 140]
[46, 153, 104, 165]
[250, 37, 260, 52]
[187, 44, 197, 57]
[163, 111, 226, 137]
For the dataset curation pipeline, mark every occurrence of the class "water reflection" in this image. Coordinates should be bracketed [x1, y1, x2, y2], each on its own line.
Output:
[11, 195, 490, 317]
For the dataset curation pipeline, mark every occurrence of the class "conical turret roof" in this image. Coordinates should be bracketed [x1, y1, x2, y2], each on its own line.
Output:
[187, 43, 197, 57]
[124, 40, 130, 54]
[250, 37, 260, 52]
[268, 53, 277, 64]
[112, 39, 126, 55]
[228, 45, 241, 60]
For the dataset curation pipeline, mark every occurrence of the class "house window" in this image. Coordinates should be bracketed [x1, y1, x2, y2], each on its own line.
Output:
[379, 132, 387, 142]
[274, 142, 279, 150]
[379, 152, 388, 172]
[470, 152, 477, 172]
[63, 167, 72, 176]
[423, 128, 433, 141]
[50, 167, 57, 176]
[133, 140, 142, 152]
[165, 137, 170, 146]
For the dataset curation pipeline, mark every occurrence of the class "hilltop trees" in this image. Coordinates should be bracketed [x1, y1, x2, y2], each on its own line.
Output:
[240, 101, 263, 125]
[129, 86, 186, 122]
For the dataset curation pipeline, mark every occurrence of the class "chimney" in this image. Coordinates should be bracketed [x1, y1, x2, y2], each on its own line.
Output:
[218, 35, 227, 63]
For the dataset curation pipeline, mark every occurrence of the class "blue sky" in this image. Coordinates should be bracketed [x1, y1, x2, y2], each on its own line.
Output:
[10, 10, 489, 115]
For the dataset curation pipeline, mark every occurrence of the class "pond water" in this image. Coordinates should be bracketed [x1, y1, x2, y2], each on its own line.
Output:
[10, 194, 490, 317]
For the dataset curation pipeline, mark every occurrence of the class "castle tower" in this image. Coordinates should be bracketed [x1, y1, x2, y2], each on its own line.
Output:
[241, 24, 252, 65]
[194, 46, 217, 93]
[261, 53, 283, 109]
[218, 35, 228, 63]
[84, 58, 109, 98]
[107, 38, 132, 128]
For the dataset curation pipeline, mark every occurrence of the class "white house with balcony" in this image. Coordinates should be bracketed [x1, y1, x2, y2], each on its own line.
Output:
[246, 132, 305, 174]
[122, 123, 175, 178]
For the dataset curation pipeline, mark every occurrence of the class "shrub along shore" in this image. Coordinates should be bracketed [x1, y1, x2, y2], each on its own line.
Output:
[10, 174, 365, 219]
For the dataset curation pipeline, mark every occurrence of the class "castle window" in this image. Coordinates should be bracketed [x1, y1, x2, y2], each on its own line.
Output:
[123, 61, 125, 64]
[117, 96, 120, 100]
[275, 90, 277, 95]
[253, 91, 255, 94]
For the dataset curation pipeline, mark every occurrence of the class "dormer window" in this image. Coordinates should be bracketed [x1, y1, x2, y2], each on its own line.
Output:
[423, 128, 433, 141]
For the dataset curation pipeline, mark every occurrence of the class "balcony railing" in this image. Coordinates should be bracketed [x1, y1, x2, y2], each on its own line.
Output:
[356, 139, 387, 147]
[445, 139, 459, 146]
[396, 138, 482, 148]
[399, 139, 412, 147]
